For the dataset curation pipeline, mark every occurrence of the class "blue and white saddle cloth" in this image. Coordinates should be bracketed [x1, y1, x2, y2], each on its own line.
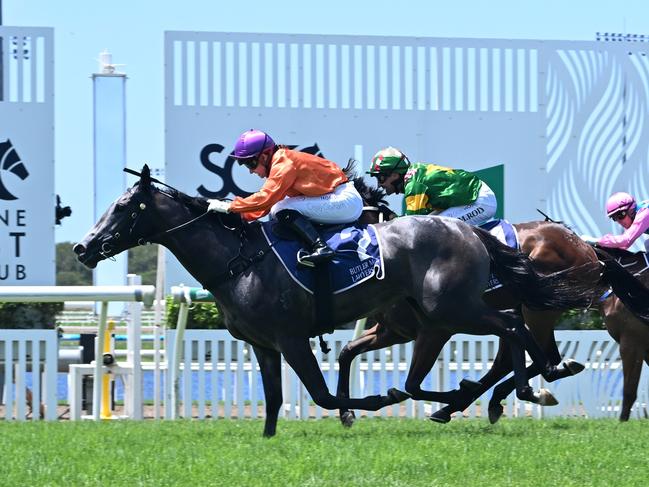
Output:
[480, 219, 519, 291]
[261, 222, 385, 295]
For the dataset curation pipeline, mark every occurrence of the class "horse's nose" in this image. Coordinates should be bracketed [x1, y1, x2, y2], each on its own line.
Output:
[73, 243, 85, 255]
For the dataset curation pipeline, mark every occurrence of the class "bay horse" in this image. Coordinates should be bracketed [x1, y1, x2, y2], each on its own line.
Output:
[596, 247, 649, 421]
[340, 180, 649, 426]
[75, 165, 599, 436]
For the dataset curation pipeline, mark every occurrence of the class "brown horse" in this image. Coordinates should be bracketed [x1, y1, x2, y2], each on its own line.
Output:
[597, 247, 649, 421]
[343, 181, 649, 425]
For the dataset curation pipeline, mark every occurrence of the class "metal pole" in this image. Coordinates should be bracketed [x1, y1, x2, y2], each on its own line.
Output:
[0, 0, 4, 102]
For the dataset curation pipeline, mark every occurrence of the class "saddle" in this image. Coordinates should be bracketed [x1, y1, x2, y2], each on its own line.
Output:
[261, 221, 385, 350]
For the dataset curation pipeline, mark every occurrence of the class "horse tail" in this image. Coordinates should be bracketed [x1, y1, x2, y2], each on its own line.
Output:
[471, 226, 598, 310]
[593, 247, 649, 323]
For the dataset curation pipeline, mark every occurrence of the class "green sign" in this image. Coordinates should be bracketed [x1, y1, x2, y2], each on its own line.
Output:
[474, 164, 504, 219]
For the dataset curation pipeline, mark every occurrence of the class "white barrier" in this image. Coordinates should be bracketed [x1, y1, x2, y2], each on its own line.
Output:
[164, 329, 649, 421]
[0, 330, 58, 421]
[0, 279, 155, 421]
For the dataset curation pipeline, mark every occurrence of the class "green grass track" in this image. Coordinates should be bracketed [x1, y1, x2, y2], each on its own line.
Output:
[0, 418, 645, 486]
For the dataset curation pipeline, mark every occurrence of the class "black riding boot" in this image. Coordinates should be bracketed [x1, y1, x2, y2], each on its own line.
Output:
[276, 210, 335, 266]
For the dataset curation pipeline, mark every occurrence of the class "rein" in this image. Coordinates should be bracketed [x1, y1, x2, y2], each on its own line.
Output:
[138, 211, 211, 245]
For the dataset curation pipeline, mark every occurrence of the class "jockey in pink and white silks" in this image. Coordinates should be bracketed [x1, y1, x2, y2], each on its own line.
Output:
[582, 192, 649, 252]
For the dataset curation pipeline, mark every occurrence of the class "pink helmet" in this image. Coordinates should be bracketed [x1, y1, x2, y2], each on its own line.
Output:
[233, 129, 275, 160]
[605, 191, 636, 217]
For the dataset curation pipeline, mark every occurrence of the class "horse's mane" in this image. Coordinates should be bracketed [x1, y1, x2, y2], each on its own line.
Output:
[150, 183, 246, 228]
[342, 158, 388, 207]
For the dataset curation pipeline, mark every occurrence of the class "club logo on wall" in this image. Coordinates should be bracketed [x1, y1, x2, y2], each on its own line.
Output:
[197, 142, 324, 198]
[0, 139, 30, 201]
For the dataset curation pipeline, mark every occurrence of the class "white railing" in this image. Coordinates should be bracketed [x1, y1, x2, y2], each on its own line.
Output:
[0, 329, 58, 420]
[0, 280, 156, 421]
[164, 329, 649, 420]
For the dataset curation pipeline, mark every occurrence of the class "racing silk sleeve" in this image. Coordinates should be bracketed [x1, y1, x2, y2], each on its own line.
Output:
[230, 153, 297, 221]
[404, 180, 434, 215]
[598, 207, 649, 249]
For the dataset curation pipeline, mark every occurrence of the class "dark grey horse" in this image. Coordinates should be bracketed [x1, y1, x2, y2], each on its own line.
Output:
[74, 165, 599, 436]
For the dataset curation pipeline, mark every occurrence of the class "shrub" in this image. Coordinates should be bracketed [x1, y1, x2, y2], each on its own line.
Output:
[165, 296, 224, 330]
[0, 302, 64, 329]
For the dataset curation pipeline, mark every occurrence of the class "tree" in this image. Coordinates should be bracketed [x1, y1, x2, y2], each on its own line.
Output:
[55, 242, 158, 285]
[56, 242, 92, 285]
[128, 244, 158, 285]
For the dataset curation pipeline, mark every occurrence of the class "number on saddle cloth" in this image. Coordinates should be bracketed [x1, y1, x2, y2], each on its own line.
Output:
[479, 219, 519, 292]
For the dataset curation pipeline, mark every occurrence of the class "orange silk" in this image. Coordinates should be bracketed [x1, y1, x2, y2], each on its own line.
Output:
[230, 149, 348, 221]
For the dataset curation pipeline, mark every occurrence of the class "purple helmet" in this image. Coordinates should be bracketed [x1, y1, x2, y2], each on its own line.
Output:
[606, 191, 636, 217]
[233, 129, 275, 160]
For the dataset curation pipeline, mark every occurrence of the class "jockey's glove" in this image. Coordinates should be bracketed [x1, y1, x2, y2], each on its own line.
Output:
[207, 199, 231, 213]
[580, 234, 599, 245]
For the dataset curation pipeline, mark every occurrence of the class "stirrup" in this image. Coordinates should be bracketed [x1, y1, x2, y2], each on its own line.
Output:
[297, 247, 334, 267]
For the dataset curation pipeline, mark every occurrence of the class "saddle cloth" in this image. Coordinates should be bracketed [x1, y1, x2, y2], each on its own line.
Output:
[479, 219, 519, 291]
[261, 221, 385, 295]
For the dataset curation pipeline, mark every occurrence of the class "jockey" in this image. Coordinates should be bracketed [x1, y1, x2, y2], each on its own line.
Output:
[582, 192, 649, 252]
[366, 147, 497, 226]
[207, 129, 363, 265]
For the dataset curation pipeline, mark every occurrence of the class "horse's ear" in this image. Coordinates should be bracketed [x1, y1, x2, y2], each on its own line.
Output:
[140, 164, 151, 188]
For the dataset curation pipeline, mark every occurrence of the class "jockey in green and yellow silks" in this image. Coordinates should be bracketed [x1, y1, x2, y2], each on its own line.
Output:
[367, 147, 497, 225]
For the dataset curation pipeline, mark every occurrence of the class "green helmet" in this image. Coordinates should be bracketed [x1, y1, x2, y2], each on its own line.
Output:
[367, 147, 410, 175]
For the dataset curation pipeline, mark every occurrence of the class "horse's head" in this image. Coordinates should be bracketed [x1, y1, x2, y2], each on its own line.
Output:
[351, 175, 398, 225]
[74, 164, 160, 268]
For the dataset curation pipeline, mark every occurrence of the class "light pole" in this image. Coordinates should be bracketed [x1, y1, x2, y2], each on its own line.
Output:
[0, 0, 4, 101]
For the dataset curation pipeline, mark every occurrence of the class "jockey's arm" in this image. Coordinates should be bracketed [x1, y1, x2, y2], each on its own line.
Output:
[404, 181, 433, 216]
[230, 158, 297, 220]
[598, 207, 649, 249]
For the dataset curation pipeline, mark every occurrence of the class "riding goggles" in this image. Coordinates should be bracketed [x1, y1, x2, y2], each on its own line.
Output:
[610, 210, 628, 221]
[237, 157, 259, 170]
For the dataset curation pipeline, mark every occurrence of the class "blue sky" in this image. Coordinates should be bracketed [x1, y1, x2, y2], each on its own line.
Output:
[5, 0, 649, 242]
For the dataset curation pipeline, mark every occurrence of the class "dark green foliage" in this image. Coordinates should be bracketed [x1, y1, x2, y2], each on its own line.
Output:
[56, 242, 159, 285]
[165, 296, 225, 329]
[0, 302, 63, 329]
[56, 242, 92, 285]
[128, 244, 159, 285]
[556, 308, 604, 330]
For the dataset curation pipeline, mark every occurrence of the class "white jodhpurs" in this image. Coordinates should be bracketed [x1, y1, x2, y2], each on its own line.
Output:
[437, 181, 498, 226]
[270, 181, 363, 224]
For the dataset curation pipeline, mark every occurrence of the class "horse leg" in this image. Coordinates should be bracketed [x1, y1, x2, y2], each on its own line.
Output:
[485, 309, 587, 424]
[430, 339, 514, 424]
[403, 330, 461, 404]
[500, 310, 578, 383]
[252, 345, 283, 437]
[619, 337, 644, 421]
[336, 323, 410, 428]
[522, 307, 585, 378]
[490, 311, 559, 407]
[277, 335, 410, 412]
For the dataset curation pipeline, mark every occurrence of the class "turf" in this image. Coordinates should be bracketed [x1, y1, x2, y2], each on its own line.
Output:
[0, 418, 645, 486]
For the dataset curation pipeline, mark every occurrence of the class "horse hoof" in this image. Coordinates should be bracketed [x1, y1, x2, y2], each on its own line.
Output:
[387, 387, 411, 403]
[537, 388, 559, 406]
[429, 410, 452, 424]
[488, 403, 504, 424]
[340, 410, 356, 428]
[563, 359, 585, 376]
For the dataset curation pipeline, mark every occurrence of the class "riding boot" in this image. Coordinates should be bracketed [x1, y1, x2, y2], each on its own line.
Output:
[276, 210, 335, 266]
